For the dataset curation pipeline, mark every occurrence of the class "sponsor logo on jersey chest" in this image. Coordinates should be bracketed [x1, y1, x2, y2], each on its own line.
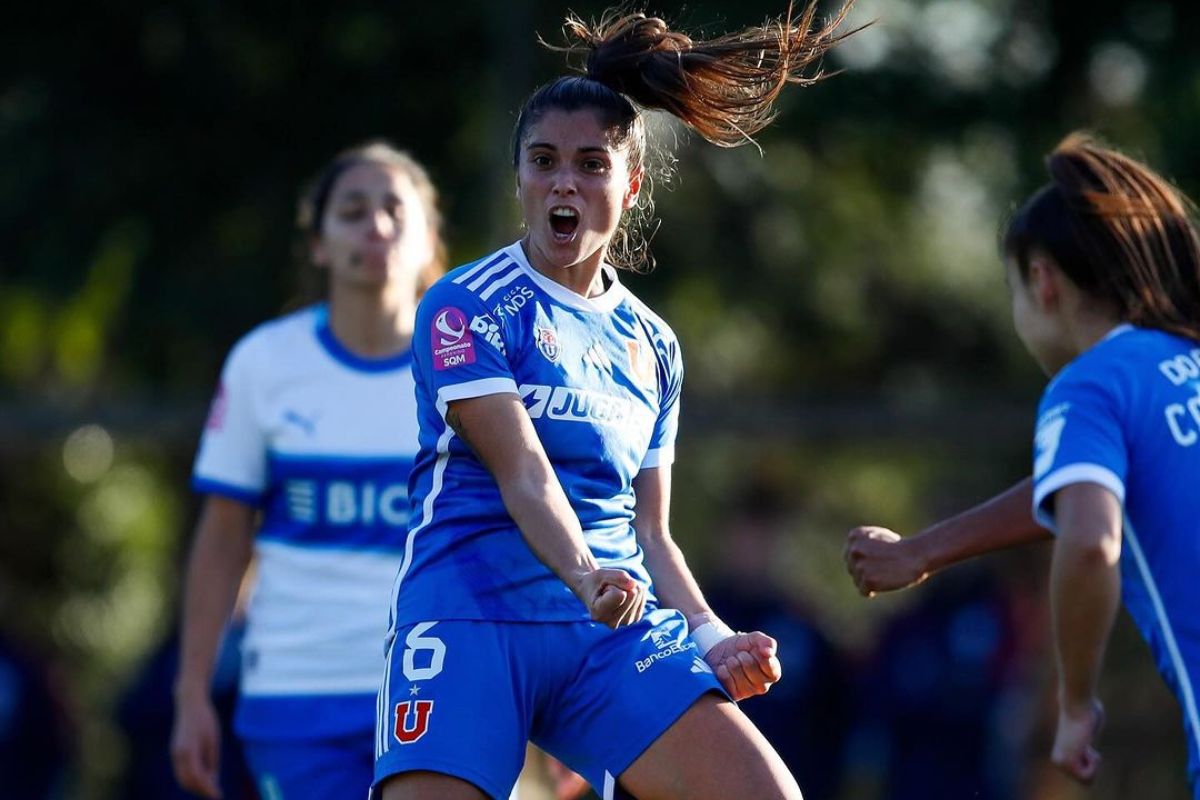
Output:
[285, 479, 409, 526]
[470, 313, 505, 355]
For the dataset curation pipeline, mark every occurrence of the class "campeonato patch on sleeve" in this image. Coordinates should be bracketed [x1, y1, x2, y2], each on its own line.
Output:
[431, 307, 476, 371]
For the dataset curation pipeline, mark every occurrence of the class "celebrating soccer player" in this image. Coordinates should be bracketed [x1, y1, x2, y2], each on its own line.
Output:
[373, 4, 856, 799]
[844, 134, 1200, 794]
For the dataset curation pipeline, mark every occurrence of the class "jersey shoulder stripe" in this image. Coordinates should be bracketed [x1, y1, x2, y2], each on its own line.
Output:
[452, 251, 510, 287]
[479, 265, 526, 301]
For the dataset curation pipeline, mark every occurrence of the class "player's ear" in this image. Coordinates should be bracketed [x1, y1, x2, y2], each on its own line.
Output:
[622, 167, 643, 211]
[1026, 249, 1062, 312]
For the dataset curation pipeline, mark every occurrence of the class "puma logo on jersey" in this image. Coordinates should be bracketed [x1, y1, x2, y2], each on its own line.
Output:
[282, 409, 319, 435]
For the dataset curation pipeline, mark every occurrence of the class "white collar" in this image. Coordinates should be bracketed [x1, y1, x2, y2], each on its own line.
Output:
[1101, 322, 1135, 342]
[503, 241, 627, 314]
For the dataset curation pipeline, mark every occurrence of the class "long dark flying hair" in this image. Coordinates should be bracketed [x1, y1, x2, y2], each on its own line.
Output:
[1004, 133, 1200, 342]
[292, 141, 447, 304]
[513, 1, 860, 271]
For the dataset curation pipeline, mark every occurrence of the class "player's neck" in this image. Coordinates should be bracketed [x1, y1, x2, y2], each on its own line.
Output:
[326, 284, 415, 357]
[1064, 298, 1124, 360]
[520, 237, 609, 298]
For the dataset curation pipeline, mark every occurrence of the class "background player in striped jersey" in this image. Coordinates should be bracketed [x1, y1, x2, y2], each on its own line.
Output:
[374, 5, 856, 800]
[844, 135, 1200, 795]
[171, 142, 445, 799]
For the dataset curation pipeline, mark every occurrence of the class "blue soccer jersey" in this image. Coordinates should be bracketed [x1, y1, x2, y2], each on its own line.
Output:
[1032, 324, 1200, 781]
[193, 304, 420, 740]
[388, 241, 680, 627]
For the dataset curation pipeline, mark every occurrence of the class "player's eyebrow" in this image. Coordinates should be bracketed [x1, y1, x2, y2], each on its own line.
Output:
[526, 142, 611, 154]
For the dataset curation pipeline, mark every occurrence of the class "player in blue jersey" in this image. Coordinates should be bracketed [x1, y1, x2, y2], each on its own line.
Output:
[374, 5, 857, 800]
[844, 134, 1200, 794]
[171, 142, 445, 799]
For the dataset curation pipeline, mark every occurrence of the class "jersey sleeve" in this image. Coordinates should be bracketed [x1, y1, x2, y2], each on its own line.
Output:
[1031, 369, 1128, 532]
[412, 279, 518, 406]
[191, 337, 268, 506]
[641, 330, 682, 470]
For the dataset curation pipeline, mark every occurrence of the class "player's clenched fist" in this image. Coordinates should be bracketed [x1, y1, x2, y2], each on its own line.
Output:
[575, 567, 647, 628]
[706, 631, 782, 701]
[843, 525, 929, 597]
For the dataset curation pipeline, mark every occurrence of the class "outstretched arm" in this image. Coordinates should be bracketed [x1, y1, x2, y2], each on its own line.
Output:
[171, 496, 255, 799]
[633, 467, 780, 700]
[447, 393, 645, 628]
[1048, 483, 1121, 785]
[844, 476, 1051, 596]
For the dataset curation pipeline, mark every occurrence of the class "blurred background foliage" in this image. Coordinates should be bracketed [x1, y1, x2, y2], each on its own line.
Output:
[2, 0, 1197, 797]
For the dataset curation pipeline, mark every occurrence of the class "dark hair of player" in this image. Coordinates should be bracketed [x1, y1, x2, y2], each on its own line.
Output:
[512, 2, 859, 271]
[1004, 133, 1200, 342]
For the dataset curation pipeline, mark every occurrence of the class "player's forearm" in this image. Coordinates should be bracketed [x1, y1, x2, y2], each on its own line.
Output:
[175, 511, 252, 699]
[1050, 486, 1122, 710]
[1051, 535, 1119, 709]
[497, 467, 599, 592]
[639, 533, 710, 623]
[914, 477, 1050, 574]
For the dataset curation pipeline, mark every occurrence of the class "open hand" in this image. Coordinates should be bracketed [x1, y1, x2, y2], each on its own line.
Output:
[843, 526, 928, 596]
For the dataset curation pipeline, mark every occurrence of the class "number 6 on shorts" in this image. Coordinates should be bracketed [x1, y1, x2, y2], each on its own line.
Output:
[402, 622, 446, 681]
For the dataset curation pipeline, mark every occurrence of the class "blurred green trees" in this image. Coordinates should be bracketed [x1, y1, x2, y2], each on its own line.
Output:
[2, 1, 1196, 797]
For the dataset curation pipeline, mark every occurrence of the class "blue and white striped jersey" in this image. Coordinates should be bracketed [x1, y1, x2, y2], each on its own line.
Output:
[1032, 324, 1200, 782]
[390, 242, 681, 626]
[193, 304, 419, 739]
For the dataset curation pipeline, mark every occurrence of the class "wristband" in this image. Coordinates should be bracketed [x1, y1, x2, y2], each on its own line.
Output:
[689, 620, 736, 656]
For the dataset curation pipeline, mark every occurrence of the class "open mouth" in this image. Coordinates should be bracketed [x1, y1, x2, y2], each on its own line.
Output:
[549, 206, 580, 241]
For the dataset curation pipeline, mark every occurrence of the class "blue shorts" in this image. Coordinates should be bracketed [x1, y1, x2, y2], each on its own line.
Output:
[373, 608, 725, 799]
[243, 731, 373, 800]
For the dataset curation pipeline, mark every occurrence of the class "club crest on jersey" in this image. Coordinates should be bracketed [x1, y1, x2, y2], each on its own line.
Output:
[535, 325, 560, 363]
[432, 307, 476, 371]
[626, 340, 656, 387]
[393, 700, 434, 745]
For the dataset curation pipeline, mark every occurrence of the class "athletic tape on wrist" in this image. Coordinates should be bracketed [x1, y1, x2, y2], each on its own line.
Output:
[689, 620, 735, 656]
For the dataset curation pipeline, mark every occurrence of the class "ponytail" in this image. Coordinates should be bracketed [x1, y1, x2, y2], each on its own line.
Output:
[1004, 133, 1200, 342]
[513, 2, 860, 270]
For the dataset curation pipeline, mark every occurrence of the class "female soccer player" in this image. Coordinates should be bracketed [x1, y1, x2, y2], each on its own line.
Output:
[844, 134, 1200, 794]
[171, 142, 445, 799]
[374, 5, 856, 800]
